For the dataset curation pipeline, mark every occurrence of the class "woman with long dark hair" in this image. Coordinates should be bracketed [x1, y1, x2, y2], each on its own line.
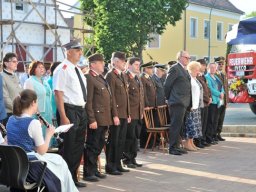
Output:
[6, 89, 79, 192]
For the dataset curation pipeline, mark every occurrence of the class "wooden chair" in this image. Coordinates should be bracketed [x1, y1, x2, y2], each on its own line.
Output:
[143, 107, 169, 153]
[156, 105, 170, 142]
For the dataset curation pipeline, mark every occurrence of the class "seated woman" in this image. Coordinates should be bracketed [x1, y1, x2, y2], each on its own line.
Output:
[6, 89, 79, 192]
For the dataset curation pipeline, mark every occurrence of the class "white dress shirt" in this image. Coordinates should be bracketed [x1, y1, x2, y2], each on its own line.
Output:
[53, 59, 87, 107]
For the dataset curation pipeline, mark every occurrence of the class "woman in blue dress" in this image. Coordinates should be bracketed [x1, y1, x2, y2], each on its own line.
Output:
[6, 89, 79, 192]
[24, 61, 55, 146]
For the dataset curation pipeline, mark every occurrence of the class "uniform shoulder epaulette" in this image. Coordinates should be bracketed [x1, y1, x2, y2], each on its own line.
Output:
[90, 70, 97, 77]
[62, 64, 67, 70]
[126, 71, 134, 79]
[143, 73, 149, 79]
[113, 68, 119, 75]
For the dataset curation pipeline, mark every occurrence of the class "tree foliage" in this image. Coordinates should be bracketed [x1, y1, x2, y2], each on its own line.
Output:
[80, 0, 188, 61]
[246, 11, 256, 18]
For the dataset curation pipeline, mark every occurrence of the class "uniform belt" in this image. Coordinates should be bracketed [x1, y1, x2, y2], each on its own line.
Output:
[64, 103, 85, 109]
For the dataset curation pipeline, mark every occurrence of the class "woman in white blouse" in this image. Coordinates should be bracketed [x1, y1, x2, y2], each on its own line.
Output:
[184, 61, 203, 151]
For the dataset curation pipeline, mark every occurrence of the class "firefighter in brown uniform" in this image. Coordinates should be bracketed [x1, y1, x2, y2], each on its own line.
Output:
[105, 51, 130, 175]
[83, 53, 112, 182]
[123, 57, 144, 168]
[140, 61, 157, 108]
[139, 61, 157, 148]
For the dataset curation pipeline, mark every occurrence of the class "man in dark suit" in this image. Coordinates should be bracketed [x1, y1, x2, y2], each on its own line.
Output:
[123, 57, 144, 168]
[105, 51, 130, 175]
[83, 53, 112, 182]
[215, 56, 228, 141]
[164, 50, 192, 155]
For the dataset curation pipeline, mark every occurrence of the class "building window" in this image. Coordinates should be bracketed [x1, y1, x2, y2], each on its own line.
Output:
[148, 33, 160, 48]
[16, 0, 23, 11]
[204, 20, 210, 39]
[217, 22, 223, 41]
[190, 17, 197, 38]
[228, 24, 233, 31]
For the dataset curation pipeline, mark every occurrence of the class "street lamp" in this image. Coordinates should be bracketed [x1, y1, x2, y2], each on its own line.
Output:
[208, 0, 217, 63]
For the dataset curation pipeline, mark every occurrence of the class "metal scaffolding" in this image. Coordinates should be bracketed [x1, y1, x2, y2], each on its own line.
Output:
[0, 0, 94, 69]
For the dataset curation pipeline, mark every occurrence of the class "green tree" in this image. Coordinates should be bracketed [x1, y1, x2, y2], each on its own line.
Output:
[246, 11, 256, 18]
[81, 0, 188, 61]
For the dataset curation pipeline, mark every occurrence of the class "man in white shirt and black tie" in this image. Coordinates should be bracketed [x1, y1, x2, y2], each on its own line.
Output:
[53, 39, 87, 188]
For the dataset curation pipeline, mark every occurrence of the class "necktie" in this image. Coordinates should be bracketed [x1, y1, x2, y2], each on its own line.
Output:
[135, 75, 140, 85]
[99, 74, 108, 87]
[75, 67, 87, 102]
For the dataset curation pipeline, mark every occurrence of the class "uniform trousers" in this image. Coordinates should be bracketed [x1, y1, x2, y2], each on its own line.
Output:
[63, 103, 87, 182]
[206, 104, 219, 142]
[216, 105, 226, 136]
[84, 126, 107, 176]
[169, 104, 187, 149]
[106, 118, 128, 170]
[200, 106, 209, 141]
[124, 119, 139, 163]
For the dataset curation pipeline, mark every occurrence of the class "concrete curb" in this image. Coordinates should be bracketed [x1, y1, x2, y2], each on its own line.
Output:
[222, 125, 256, 137]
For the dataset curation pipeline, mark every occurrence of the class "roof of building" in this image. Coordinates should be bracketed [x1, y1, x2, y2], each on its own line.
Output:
[189, 0, 244, 15]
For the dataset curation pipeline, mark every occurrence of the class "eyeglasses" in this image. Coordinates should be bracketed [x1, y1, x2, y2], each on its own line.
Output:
[182, 56, 191, 60]
[8, 60, 18, 63]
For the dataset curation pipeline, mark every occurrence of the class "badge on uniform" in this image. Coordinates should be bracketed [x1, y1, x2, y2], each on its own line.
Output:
[62, 64, 67, 70]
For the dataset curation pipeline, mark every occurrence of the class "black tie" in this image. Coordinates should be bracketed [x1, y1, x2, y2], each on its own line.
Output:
[75, 67, 87, 102]
[135, 75, 140, 85]
[99, 74, 109, 87]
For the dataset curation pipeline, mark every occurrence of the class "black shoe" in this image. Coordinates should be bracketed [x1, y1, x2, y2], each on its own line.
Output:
[176, 147, 188, 154]
[211, 140, 218, 145]
[117, 166, 130, 172]
[169, 149, 182, 155]
[132, 159, 142, 167]
[195, 142, 205, 148]
[105, 166, 123, 175]
[95, 171, 107, 179]
[202, 141, 211, 147]
[217, 135, 225, 141]
[214, 137, 219, 142]
[83, 175, 99, 182]
[75, 181, 87, 187]
[126, 163, 137, 168]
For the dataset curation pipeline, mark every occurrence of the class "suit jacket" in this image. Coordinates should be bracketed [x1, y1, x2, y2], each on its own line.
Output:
[216, 71, 229, 106]
[0, 75, 7, 120]
[85, 70, 113, 126]
[152, 74, 166, 106]
[126, 71, 144, 120]
[197, 74, 212, 106]
[105, 69, 130, 119]
[164, 63, 191, 108]
[140, 73, 156, 108]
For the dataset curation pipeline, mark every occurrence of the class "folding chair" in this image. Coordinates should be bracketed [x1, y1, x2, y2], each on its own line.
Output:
[143, 107, 169, 153]
[0, 145, 47, 192]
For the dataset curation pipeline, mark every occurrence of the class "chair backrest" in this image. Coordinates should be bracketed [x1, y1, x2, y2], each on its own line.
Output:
[143, 107, 155, 129]
[0, 145, 30, 189]
[156, 105, 168, 126]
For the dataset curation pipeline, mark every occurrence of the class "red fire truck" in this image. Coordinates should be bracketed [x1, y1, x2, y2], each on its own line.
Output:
[226, 17, 256, 114]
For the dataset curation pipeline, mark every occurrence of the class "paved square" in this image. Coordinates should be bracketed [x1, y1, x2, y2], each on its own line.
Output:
[1, 137, 256, 192]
